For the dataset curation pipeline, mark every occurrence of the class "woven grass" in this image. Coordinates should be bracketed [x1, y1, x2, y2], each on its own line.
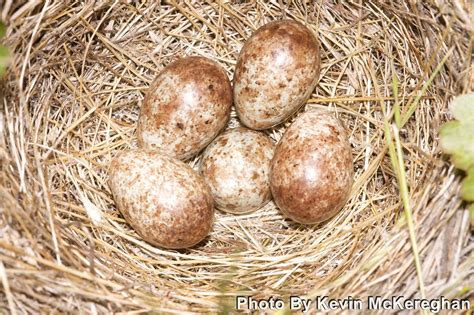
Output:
[0, 0, 472, 313]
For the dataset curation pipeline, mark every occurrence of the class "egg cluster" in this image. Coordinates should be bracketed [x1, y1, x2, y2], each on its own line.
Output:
[109, 20, 354, 249]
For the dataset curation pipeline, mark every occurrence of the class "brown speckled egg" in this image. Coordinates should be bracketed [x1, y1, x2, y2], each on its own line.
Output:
[270, 110, 353, 224]
[200, 127, 275, 214]
[108, 150, 214, 249]
[233, 20, 320, 130]
[137, 56, 232, 160]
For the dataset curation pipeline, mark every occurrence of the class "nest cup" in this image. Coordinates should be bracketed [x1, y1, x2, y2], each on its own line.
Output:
[0, 1, 472, 313]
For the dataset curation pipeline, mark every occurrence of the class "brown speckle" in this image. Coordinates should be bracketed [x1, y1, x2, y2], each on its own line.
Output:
[201, 127, 275, 214]
[109, 150, 214, 249]
[137, 56, 232, 160]
[233, 20, 320, 130]
[270, 110, 354, 224]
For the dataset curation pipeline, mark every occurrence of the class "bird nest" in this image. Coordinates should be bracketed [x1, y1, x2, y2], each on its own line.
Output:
[0, 1, 472, 313]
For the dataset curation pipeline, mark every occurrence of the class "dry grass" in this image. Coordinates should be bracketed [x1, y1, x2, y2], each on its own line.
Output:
[0, 0, 472, 313]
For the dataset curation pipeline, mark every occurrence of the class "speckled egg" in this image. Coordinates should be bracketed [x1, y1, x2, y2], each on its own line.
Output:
[233, 20, 320, 130]
[200, 127, 275, 214]
[137, 56, 232, 160]
[270, 110, 353, 224]
[109, 150, 214, 249]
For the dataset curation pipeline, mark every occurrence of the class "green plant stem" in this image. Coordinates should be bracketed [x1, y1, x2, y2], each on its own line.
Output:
[401, 47, 453, 127]
[393, 124, 426, 300]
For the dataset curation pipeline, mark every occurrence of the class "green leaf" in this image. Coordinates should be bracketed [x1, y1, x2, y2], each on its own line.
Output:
[439, 94, 474, 171]
[0, 45, 8, 57]
[451, 93, 474, 122]
[0, 22, 5, 38]
[439, 122, 474, 171]
[0, 22, 9, 75]
[440, 94, 474, 213]
[461, 167, 474, 202]
[439, 121, 463, 153]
